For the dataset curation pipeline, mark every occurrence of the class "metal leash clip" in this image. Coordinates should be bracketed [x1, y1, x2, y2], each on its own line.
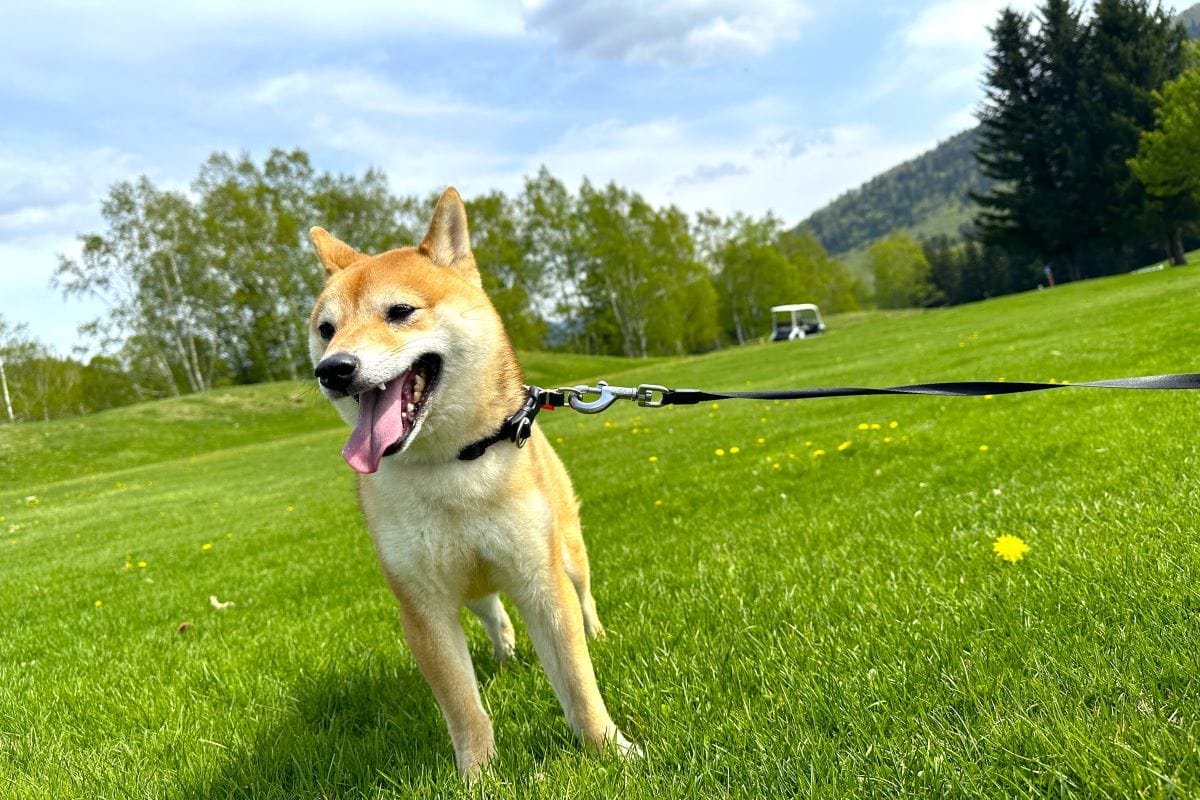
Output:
[557, 381, 671, 413]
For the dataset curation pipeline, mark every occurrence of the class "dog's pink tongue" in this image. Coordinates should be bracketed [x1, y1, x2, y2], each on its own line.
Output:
[342, 382, 407, 474]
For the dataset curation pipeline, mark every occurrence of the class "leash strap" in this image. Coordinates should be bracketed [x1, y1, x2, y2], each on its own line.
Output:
[457, 372, 1200, 459]
[656, 372, 1200, 405]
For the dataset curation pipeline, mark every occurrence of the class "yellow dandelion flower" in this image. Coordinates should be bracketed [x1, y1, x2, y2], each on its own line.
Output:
[889, 421, 899, 429]
[993, 534, 1029, 563]
[984, 394, 994, 400]
[837, 440, 852, 452]
[654, 499, 663, 506]
[979, 445, 989, 452]
[730, 446, 740, 454]
[286, 506, 294, 512]
[857, 423, 869, 431]
[772, 462, 781, 469]
[201, 543, 213, 551]
[648, 455, 658, 463]
[756, 437, 765, 445]
[94, 600, 103, 608]
[870, 423, 881, 430]
[883, 436, 893, 444]
[556, 436, 564, 443]
[760, 417, 767, 423]
[711, 402, 720, 410]
[812, 449, 826, 458]
[137, 561, 147, 568]
[715, 448, 725, 456]
[804, 440, 813, 447]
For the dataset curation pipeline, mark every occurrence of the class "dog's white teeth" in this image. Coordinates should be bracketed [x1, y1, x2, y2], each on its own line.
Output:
[377, 383, 387, 392]
[412, 389, 423, 402]
[414, 374, 426, 391]
[406, 402, 415, 413]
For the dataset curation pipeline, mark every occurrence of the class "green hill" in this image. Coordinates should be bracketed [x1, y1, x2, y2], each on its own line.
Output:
[795, 127, 991, 260]
[3, 265, 1200, 797]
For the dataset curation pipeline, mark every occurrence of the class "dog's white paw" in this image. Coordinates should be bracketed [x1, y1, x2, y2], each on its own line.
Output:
[493, 636, 516, 664]
[611, 731, 643, 760]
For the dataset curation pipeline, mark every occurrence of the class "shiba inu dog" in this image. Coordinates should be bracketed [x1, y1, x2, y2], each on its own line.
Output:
[307, 188, 638, 777]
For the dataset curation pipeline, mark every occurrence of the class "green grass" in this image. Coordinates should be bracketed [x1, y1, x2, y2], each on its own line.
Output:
[3, 266, 1200, 798]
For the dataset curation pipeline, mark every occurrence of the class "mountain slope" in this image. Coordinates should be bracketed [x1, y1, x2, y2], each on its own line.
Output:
[795, 127, 991, 259]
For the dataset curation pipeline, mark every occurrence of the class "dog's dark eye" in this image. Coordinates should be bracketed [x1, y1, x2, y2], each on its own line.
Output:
[318, 321, 335, 339]
[387, 304, 416, 324]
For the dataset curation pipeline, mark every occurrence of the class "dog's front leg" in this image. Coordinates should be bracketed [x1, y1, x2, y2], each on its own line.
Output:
[398, 601, 495, 778]
[510, 567, 639, 757]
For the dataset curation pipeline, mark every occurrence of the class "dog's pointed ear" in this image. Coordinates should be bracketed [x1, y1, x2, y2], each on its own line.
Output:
[419, 187, 482, 287]
[309, 227, 361, 277]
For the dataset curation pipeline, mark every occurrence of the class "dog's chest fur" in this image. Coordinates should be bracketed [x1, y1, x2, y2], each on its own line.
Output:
[358, 443, 554, 602]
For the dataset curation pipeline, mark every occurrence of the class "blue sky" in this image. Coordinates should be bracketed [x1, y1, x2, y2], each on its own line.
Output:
[1, 0, 1049, 354]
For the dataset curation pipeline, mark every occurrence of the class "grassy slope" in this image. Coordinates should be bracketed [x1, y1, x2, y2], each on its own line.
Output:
[2, 267, 1200, 798]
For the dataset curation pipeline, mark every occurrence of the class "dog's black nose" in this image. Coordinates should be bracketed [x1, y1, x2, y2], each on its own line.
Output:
[315, 353, 360, 392]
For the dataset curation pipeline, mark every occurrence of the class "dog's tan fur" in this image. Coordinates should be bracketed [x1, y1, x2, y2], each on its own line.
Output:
[308, 188, 636, 777]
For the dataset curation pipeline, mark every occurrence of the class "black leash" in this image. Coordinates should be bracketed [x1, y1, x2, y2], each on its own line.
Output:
[655, 372, 1200, 405]
[547, 373, 1200, 413]
[458, 373, 1200, 460]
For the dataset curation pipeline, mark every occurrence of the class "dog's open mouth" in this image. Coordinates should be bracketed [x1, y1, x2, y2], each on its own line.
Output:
[342, 355, 442, 474]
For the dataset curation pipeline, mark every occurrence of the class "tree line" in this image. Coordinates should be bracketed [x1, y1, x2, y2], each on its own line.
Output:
[2, 155, 871, 421]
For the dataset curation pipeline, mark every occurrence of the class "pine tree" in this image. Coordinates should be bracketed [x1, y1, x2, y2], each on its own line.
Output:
[1080, 0, 1189, 268]
[974, 0, 1190, 280]
[973, 8, 1046, 263]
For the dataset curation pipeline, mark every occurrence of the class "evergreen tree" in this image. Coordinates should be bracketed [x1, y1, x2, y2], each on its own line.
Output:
[1079, 0, 1189, 269]
[1129, 47, 1200, 265]
[974, 0, 1191, 279]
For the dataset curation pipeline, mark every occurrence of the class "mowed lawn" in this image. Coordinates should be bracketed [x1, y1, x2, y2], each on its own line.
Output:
[3, 264, 1200, 798]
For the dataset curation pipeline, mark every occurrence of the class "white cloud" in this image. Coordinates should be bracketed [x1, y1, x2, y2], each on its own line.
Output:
[864, 0, 1043, 106]
[0, 147, 144, 238]
[241, 69, 487, 118]
[521, 116, 925, 223]
[307, 115, 525, 200]
[522, 0, 812, 66]
[0, 147, 149, 353]
[1, 1, 525, 65]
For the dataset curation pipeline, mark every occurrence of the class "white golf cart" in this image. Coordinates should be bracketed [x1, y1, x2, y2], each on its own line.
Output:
[770, 303, 826, 341]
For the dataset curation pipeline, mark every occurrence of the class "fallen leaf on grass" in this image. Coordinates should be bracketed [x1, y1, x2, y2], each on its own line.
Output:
[209, 595, 235, 611]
